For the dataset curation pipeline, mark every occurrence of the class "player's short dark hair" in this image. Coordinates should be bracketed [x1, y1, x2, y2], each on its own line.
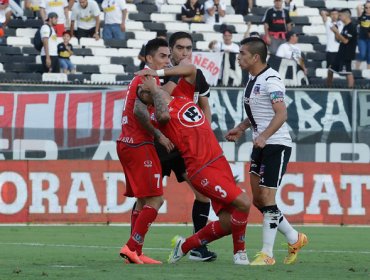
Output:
[144, 38, 169, 58]
[240, 37, 268, 63]
[169, 32, 193, 48]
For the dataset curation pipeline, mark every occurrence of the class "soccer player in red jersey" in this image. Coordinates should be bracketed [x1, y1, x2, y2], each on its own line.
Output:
[116, 38, 174, 264]
[135, 65, 252, 265]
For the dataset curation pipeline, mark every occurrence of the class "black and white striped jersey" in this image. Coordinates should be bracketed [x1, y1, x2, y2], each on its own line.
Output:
[243, 66, 291, 146]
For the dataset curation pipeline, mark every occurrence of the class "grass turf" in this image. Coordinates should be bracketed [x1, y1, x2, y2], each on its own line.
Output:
[0, 225, 369, 279]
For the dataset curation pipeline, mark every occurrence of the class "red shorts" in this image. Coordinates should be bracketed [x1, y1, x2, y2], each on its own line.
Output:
[190, 157, 243, 215]
[54, 24, 65, 37]
[116, 142, 163, 198]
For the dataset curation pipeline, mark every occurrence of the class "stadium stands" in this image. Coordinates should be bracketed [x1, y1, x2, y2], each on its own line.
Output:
[0, 0, 368, 87]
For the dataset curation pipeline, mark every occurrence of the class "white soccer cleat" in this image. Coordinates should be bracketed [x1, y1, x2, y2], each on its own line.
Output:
[168, 235, 186, 264]
[233, 250, 250, 265]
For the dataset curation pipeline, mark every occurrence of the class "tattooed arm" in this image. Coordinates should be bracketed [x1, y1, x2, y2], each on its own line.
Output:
[134, 98, 174, 152]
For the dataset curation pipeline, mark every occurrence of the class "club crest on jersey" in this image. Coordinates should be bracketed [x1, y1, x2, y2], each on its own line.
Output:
[178, 102, 205, 128]
[121, 116, 128, 125]
[253, 84, 261, 95]
[144, 160, 152, 168]
[201, 178, 209, 187]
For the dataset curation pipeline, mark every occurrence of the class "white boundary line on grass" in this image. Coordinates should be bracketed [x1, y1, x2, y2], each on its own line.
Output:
[1, 223, 370, 228]
[0, 242, 369, 255]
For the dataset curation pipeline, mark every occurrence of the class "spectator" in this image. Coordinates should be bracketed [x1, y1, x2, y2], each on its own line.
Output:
[320, 8, 343, 80]
[209, 28, 239, 53]
[328, 8, 358, 88]
[243, 21, 261, 38]
[0, 0, 11, 36]
[356, 1, 370, 69]
[39, 0, 69, 37]
[57, 30, 76, 74]
[181, 0, 204, 23]
[231, 0, 253, 16]
[284, 0, 297, 17]
[204, 0, 226, 25]
[262, 0, 293, 55]
[101, 0, 127, 40]
[276, 31, 307, 74]
[41, 12, 60, 73]
[70, 0, 101, 40]
[25, 0, 42, 18]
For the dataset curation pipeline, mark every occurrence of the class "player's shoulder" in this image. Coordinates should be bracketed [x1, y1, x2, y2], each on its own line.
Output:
[258, 67, 281, 82]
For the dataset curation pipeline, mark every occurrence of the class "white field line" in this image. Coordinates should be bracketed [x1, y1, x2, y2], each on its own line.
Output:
[0, 224, 370, 228]
[0, 242, 369, 255]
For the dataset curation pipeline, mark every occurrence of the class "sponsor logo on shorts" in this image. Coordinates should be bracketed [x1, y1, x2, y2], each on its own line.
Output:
[201, 178, 209, 187]
[144, 160, 153, 168]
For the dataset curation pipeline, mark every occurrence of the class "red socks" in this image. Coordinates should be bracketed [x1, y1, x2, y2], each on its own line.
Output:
[126, 205, 158, 254]
[131, 209, 140, 234]
[231, 209, 249, 253]
[181, 221, 227, 253]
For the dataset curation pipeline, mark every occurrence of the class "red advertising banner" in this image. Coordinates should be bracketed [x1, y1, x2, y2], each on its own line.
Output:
[1, 161, 369, 224]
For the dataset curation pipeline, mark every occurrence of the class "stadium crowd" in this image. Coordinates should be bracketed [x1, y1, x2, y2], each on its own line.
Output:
[0, 0, 369, 87]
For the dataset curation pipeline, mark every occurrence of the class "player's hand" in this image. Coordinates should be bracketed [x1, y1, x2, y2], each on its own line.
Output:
[141, 75, 158, 93]
[253, 134, 267, 148]
[225, 127, 243, 142]
[179, 57, 192, 65]
[135, 68, 157, 77]
[158, 134, 175, 153]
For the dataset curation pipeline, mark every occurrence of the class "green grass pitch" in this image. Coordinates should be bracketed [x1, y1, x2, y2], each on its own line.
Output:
[0, 225, 369, 279]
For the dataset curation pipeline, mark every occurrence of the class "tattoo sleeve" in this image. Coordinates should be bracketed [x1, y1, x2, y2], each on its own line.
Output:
[133, 98, 162, 138]
[151, 88, 170, 123]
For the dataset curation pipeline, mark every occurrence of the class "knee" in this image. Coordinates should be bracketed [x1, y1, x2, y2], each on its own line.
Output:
[145, 196, 164, 210]
[234, 192, 251, 213]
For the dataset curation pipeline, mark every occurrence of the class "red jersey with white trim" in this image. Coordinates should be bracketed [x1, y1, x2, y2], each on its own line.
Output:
[158, 95, 223, 178]
[117, 75, 160, 145]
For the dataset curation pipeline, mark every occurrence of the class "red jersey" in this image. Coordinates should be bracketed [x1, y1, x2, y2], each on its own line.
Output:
[171, 78, 195, 100]
[158, 95, 223, 178]
[117, 75, 160, 145]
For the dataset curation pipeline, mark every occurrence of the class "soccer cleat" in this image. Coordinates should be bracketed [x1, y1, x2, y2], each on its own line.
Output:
[138, 253, 162, 264]
[168, 235, 186, 264]
[284, 232, 308, 264]
[250, 252, 276, 265]
[120, 245, 143, 264]
[233, 250, 249, 265]
[189, 245, 217, 262]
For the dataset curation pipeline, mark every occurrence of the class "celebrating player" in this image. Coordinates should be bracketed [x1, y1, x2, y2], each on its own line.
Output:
[116, 38, 173, 265]
[158, 31, 216, 261]
[135, 65, 251, 265]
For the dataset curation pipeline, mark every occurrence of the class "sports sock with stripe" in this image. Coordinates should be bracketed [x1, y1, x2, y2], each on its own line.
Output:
[181, 221, 227, 254]
[230, 209, 249, 254]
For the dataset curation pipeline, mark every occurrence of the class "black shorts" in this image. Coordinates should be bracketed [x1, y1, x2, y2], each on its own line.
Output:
[326, 52, 337, 68]
[249, 144, 291, 189]
[329, 59, 352, 75]
[155, 141, 186, 183]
